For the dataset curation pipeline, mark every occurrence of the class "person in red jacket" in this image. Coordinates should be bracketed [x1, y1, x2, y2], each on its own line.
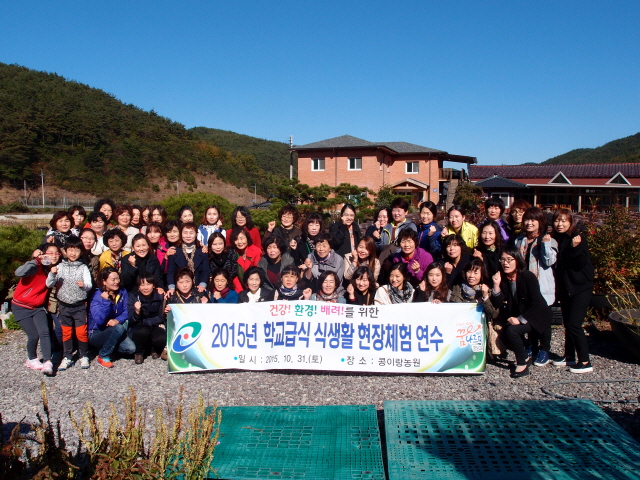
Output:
[12, 245, 62, 375]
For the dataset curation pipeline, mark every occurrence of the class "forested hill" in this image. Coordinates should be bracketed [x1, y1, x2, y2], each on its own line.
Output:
[542, 132, 640, 164]
[0, 62, 288, 196]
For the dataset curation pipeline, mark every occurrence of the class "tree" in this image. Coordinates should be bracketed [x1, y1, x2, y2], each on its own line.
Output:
[453, 182, 484, 212]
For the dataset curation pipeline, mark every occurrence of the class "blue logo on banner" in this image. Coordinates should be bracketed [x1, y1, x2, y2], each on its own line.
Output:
[172, 322, 203, 354]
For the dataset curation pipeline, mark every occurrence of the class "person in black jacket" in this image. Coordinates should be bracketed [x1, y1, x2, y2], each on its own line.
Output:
[441, 234, 472, 288]
[329, 204, 361, 257]
[238, 266, 275, 303]
[128, 273, 166, 364]
[121, 234, 165, 293]
[551, 209, 594, 373]
[166, 222, 210, 295]
[490, 245, 552, 378]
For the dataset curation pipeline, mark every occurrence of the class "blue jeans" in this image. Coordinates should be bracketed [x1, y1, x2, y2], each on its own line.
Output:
[89, 323, 135, 358]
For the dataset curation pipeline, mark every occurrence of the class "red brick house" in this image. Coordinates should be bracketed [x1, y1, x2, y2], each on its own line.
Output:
[294, 135, 476, 206]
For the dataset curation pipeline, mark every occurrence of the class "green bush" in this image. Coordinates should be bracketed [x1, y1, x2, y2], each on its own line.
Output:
[160, 193, 237, 229]
[250, 208, 279, 234]
[0, 225, 43, 303]
[0, 202, 30, 214]
[4, 313, 19, 330]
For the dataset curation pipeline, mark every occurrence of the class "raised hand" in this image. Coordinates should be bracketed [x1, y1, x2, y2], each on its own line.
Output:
[492, 271, 501, 288]
[267, 221, 276, 232]
[444, 262, 453, 274]
[572, 235, 582, 247]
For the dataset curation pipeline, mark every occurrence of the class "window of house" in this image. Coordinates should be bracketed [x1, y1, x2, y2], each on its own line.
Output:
[348, 157, 362, 170]
[311, 158, 325, 171]
[406, 162, 419, 174]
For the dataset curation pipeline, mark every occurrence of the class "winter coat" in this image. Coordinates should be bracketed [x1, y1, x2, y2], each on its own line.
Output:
[46, 260, 92, 304]
[514, 235, 558, 305]
[553, 232, 595, 297]
[167, 246, 210, 291]
[88, 288, 129, 333]
[258, 252, 295, 289]
[128, 290, 165, 329]
[417, 222, 443, 260]
[329, 222, 362, 257]
[120, 253, 165, 292]
[238, 288, 275, 303]
[12, 260, 50, 310]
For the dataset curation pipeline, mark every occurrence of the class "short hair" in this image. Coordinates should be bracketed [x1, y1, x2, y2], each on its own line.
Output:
[210, 267, 231, 286]
[137, 272, 157, 287]
[395, 228, 419, 247]
[419, 201, 438, 218]
[374, 207, 391, 223]
[484, 197, 506, 216]
[500, 245, 526, 272]
[98, 267, 119, 291]
[163, 220, 182, 246]
[442, 234, 468, 259]
[551, 208, 576, 236]
[180, 221, 197, 232]
[462, 257, 489, 285]
[68, 205, 86, 218]
[302, 212, 324, 237]
[174, 266, 194, 284]
[200, 205, 223, 225]
[243, 266, 266, 289]
[64, 235, 84, 253]
[351, 266, 376, 295]
[447, 204, 466, 217]
[88, 211, 107, 224]
[317, 270, 340, 291]
[522, 207, 547, 235]
[113, 204, 133, 220]
[103, 228, 127, 246]
[146, 221, 163, 236]
[478, 220, 504, 251]
[510, 199, 532, 213]
[340, 203, 356, 216]
[131, 233, 151, 250]
[49, 211, 74, 230]
[230, 227, 253, 246]
[231, 206, 254, 230]
[280, 265, 299, 279]
[79, 228, 97, 241]
[93, 199, 116, 214]
[262, 234, 286, 254]
[279, 205, 299, 223]
[177, 205, 194, 221]
[315, 232, 334, 248]
[391, 197, 409, 212]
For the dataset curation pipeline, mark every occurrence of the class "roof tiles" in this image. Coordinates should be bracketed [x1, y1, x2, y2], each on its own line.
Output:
[470, 164, 640, 179]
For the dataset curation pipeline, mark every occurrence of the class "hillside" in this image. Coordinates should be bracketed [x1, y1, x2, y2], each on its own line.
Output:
[0, 63, 287, 198]
[543, 132, 640, 164]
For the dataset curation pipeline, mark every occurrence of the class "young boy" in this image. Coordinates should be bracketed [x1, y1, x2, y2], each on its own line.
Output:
[46, 235, 93, 370]
[301, 232, 344, 291]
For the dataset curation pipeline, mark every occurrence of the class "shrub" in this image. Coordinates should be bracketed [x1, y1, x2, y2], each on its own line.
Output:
[4, 313, 19, 330]
[453, 182, 484, 212]
[0, 226, 43, 303]
[0, 203, 30, 214]
[160, 193, 236, 229]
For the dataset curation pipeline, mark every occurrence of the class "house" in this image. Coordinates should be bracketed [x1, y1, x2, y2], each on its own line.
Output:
[469, 164, 640, 211]
[293, 135, 476, 207]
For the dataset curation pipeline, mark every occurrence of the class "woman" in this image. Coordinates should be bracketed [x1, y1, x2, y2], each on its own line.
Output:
[310, 271, 345, 303]
[551, 208, 594, 373]
[226, 206, 261, 249]
[127, 273, 165, 364]
[12, 245, 62, 375]
[79, 228, 101, 285]
[478, 197, 511, 243]
[263, 205, 302, 251]
[88, 267, 136, 368]
[292, 212, 325, 266]
[238, 266, 275, 303]
[208, 232, 239, 286]
[166, 222, 209, 295]
[92, 199, 116, 226]
[121, 233, 165, 293]
[130, 205, 145, 230]
[416, 201, 442, 260]
[231, 227, 262, 291]
[490, 246, 552, 378]
[343, 237, 381, 282]
[149, 205, 168, 226]
[329, 203, 361, 257]
[441, 234, 472, 288]
[375, 263, 416, 305]
[177, 205, 194, 225]
[414, 262, 451, 303]
[208, 268, 239, 304]
[113, 204, 140, 250]
[41, 211, 75, 250]
[441, 205, 478, 250]
[473, 220, 503, 278]
[345, 266, 376, 305]
[387, 229, 433, 287]
[365, 207, 392, 253]
[514, 207, 558, 366]
[258, 235, 295, 289]
[507, 199, 532, 243]
[98, 228, 130, 273]
[160, 220, 181, 273]
[273, 266, 312, 301]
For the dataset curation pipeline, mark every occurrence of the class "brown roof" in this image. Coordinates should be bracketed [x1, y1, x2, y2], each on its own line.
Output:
[470, 164, 640, 179]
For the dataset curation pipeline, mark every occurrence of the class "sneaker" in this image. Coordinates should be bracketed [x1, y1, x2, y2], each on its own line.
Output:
[534, 350, 550, 366]
[97, 356, 114, 368]
[134, 354, 144, 364]
[569, 362, 593, 374]
[79, 357, 90, 369]
[525, 345, 533, 363]
[25, 358, 43, 370]
[552, 357, 577, 367]
[41, 361, 54, 376]
[58, 357, 74, 371]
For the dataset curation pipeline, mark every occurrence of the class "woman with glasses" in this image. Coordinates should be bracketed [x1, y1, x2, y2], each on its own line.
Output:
[263, 205, 301, 252]
[490, 246, 551, 378]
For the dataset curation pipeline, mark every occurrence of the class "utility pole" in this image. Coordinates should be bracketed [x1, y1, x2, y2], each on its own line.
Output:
[41, 169, 45, 207]
[175, 180, 179, 195]
[23, 180, 26, 201]
[253, 184, 257, 204]
[289, 136, 293, 180]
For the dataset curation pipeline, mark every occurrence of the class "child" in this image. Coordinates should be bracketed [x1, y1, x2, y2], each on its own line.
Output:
[473, 221, 503, 278]
[345, 266, 377, 305]
[343, 237, 380, 282]
[310, 271, 346, 303]
[207, 232, 239, 286]
[128, 273, 166, 364]
[292, 212, 325, 266]
[98, 229, 130, 273]
[208, 268, 239, 303]
[12, 245, 62, 375]
[414, 262, 451, 303]
[238, 266, 275, 303]
[198, 205, 225, 246]
[231, 227, 262, 291]
[46, 236, 93, 371]
[165, 267, 209, 305]
[301, 232, 344, 290]
[226, 206, 261, 248]
[273, 266, 312, 301]
[416, 201, 442, 260]
[166, 222, 209, 296]
[177, 205, 194, 225]
[121, 234, 165, 293]
[88, 211, 108, 255]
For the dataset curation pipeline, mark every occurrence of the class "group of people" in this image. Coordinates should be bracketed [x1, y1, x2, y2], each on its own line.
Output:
[11, 196, 594, 379]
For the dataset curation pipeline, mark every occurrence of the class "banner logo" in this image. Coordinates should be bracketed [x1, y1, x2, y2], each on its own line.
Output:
[171, 322, 203, 354]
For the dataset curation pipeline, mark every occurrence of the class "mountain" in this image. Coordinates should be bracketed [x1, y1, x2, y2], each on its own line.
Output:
[0, 62, 288, 197]
[542, 132, 640, 164]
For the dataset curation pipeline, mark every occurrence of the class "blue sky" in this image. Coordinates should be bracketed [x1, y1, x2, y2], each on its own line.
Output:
[1, 1, 639, 166]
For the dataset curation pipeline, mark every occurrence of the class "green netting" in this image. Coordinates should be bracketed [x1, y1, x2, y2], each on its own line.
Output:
[384, 399, 640, 480]
[207, 405, 385, 480]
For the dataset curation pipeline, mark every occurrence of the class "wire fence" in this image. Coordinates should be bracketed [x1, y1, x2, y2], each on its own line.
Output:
[19, 197, 148, 209]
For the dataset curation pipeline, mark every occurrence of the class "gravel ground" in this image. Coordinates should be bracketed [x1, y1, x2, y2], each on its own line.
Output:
[1, 325, 639, 446]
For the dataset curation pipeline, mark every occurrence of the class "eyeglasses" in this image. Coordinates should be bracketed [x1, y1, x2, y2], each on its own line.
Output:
[499, 257, 515, 264]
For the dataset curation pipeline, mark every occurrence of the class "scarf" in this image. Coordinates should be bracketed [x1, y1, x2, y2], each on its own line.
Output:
[182, 244, 196, 273]
[317, 251, 332, 266]
[52, 230, 73, 248]
[111, 252, 121, 271]
[215, 287, 230, 299]
[461, 282, 480, 302]
[278, 285, 302, 299]
[518, 236, 540, 278]
[388, 283, 414, 304]
[303, 234, 318, 255]
[316, 289, 339, 303]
